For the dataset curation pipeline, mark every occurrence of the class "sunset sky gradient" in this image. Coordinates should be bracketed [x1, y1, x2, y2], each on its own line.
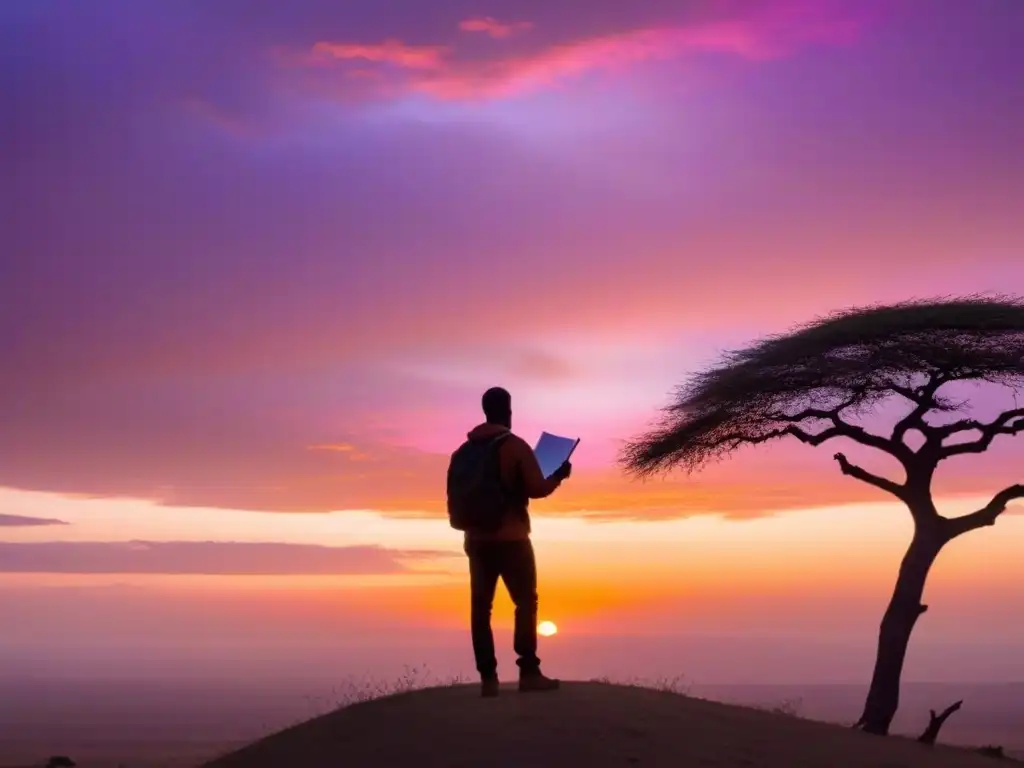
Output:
[4, 0, 1024, 684]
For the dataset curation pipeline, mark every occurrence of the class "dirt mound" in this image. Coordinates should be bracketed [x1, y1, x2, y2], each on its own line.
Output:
[201, 681, 1004, 767]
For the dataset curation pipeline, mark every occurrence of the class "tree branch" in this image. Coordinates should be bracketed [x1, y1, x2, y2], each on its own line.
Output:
[885, 383, 927, 405]
[944, 484, 1024, 539]
[832, 453, 906, 499]
[938, 408, 1024, 458]
[891, 376, 945, 447]
[715, 425, 846, 455]
[787, 425, 843, 446]
[778, 402, 910, 461]
[917, 700, 963, 745]
[775, 398, 910, 499]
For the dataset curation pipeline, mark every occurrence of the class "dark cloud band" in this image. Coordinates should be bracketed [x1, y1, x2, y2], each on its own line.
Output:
[0, 514, 69, 527]
[0, 541, 454, 575]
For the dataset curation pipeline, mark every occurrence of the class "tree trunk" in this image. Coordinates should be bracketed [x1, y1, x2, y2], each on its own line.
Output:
[856, 521, 946, 735]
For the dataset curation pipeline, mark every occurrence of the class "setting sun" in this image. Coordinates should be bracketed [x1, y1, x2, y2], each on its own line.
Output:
[537, 620, 558, 637]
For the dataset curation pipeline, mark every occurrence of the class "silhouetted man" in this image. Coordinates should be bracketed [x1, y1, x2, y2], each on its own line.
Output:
[449, 386, 572, 697]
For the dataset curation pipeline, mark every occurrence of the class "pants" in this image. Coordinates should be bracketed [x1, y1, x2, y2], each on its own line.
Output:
[465, 538, 540, 679]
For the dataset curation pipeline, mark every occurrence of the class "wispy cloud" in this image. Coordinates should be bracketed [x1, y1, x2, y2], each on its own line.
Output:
[303, 4, 865, 102]
[311, 39, 447, 70]
[307, 443, 372, 460]
[459, 17, 534, 39]
[505, 349, 577, 381]
[0, 513, 68, 527]
[179, 98, 263, 139]
[0, 540, 452, 575]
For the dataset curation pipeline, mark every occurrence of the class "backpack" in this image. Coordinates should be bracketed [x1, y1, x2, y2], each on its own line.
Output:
[446, 433, 511, 532]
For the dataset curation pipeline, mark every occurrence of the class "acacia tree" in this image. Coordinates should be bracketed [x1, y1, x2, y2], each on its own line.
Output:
[621, 297, 1024, 737]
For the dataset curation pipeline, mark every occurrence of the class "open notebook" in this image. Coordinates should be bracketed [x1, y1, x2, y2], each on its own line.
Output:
[533, 432, 581, 479]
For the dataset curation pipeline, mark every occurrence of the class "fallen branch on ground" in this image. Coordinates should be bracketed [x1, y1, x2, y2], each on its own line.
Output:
[917, 700, 963, 745]
[975, 745, 1006, 759]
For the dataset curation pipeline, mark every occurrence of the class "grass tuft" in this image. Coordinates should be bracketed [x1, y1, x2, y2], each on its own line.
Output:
[587, 673, 690, 695]
[297, 664, 468, 719]
[301, 668, 810, 726]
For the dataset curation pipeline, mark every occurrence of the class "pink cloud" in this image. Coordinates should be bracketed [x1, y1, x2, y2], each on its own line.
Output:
[300, 3, 866, 102]
[311, 39, 447, 70]
[307, 443, 372, 461]
[459, 17, 534, 39]
[506, 349, 578, 381]
[417, 24, 780, 101]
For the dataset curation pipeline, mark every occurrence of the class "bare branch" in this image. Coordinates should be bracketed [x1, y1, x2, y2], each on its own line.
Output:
[775, 388, 862, 426]
[944, 484, 1024, 539]
[717, 425, 842, 452]
[938, 408, 1024, 458]
[832, 452, 906, 499]
[891, 376, 945, 447]
[917, 700, 963, 745]
[778, 404, 909, 461]
[885, 383, 924, 405]
[788, 426, 843, 446]
[930, 418, 984, 439]
[976, 746, 1006, 759]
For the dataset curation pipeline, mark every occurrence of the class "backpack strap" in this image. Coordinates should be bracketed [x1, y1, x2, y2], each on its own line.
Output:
[487, 432, 511, 491]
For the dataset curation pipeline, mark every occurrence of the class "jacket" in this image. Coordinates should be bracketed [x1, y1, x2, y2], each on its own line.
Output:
[462, 422, 564, 542]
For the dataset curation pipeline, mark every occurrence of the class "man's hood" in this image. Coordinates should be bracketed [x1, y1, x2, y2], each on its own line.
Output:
[467, 422, 510, 441]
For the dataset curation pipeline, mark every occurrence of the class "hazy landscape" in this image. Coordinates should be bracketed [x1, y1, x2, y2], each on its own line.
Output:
[5, 626, 1024, 766]
[4, 674, 1023, 766]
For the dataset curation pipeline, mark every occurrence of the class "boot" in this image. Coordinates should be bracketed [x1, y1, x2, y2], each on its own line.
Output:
[518, 671, 560, 693]
[481, 676, 500, 698]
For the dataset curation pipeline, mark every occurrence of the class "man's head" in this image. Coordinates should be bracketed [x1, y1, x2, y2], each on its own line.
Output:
[482, 386, 512, 428]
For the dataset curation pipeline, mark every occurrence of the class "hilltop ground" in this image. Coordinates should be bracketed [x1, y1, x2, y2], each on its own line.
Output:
[201, 681, 1009, 768]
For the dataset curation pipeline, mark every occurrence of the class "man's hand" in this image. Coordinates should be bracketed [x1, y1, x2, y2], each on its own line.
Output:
[553, 460, 572, 481]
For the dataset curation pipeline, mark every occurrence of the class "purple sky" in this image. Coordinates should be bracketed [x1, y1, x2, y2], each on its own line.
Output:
[5, 0, 1024, 518]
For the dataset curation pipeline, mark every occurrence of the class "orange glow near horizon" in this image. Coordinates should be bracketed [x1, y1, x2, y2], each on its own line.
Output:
[4, 486, 1023, 643]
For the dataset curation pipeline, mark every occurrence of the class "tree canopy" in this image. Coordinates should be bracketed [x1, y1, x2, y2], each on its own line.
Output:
[621, 296, 1024, 487]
